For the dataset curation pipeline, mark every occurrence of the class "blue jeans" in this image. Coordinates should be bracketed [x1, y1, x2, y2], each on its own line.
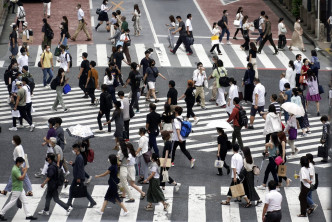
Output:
[43, 68, 53, 86]
[148, 131, 159, 155]
[62, 37, 68, 47]
[307, 190, 315, 207]
[256, 29, 263, 44]
[219, 28, 230, 42]
[284, 111, 289, 123]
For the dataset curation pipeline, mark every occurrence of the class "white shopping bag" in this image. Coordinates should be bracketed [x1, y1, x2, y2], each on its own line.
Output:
[12, 110, 20, 117]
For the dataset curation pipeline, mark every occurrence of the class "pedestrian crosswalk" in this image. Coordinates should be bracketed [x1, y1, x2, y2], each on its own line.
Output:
[0, 42, 329, 69]
[0, 184, 330, 222]
[0, 82, 329, 169]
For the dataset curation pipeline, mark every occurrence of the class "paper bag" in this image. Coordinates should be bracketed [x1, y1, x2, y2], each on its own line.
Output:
[230, 183, 245, 198]
[278, 165, 287, 177]
[159, 158, 171, 167]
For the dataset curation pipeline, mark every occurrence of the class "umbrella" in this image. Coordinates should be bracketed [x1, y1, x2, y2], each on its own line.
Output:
[206, 120, 234, 131]
[66, 124, 95, 140]
[281, 102, 305, 117]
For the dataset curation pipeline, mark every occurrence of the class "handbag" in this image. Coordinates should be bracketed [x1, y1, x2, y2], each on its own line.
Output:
[280, 27, 287, 34]
[132, 15, 136, 21]
[63, 84, 71, 94]
[230, 183, 245, 198]
[238, 91, 244, 101]
[160, 158, 171, 167]
[274, 156, 283, 166]
[86, 76, 95, 89]
[187, 36, 194, 45]
[237, 166, 247, 182]
[277, 165, 287, 177]
[288, 127, 297, 140]
[96, 8, 101, 14]
[317, 146, 327, 158]
[214, 159, 224, 168]
[38, 52, 45, 67]
[161, 168, 169, 183]
[252, 165, 260, 175]
[318, 85, 324, 94]
[71, 183, 88, 198]
[233, 20, 241, 27]
[54, 46, 61, 57]
[143, 150, 152, 163]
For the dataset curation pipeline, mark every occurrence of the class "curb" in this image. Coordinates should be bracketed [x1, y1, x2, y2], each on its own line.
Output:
[0, 5, 9, 41]
[269, 0, 330, 58]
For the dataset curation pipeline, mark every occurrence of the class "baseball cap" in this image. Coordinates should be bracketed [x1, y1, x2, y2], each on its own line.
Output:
[16, 81, 22, 86]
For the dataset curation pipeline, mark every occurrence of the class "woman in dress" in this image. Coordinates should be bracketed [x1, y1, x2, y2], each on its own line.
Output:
[210, 22, 222, 55]
[289, 17, 306, 52]
[144, 59, 167, 102]
[248, 42, 258, 77]
[105, 101, 124, 150]
[277, 132, 292, 187]
[284, 112, 299, 157]
[161, 104, 174, 137]
[136, 128, 149, 183]
[178, 80, 199, 124]
[305, 70, 321, 116]
[226, 78, 239, 115]
[95, 0, 111, 32]
[59, 16, 69, 47]
[242, 63, 255, 104]
[277, 18, 287, 50]
[166, 15, 176, 48]
[300, 58, 310, 90]
[240, 15, 251, 51]
[133, 4, 141, 36]
[285, 60, 296, 89]
[94, 154, 129, 216]
[297, 156, 311, 217]
[216, 128, 230, 176]
[233, 7, 243, 40]
[242, 146, 261, 207]
[143, 153, 170, 211]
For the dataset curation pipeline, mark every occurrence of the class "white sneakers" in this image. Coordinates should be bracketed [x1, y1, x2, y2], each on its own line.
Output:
[190, 159, 196, 168]
[121, 211, 129, 216]
[9, 124, 34, 132]
[95, 209, 103, 215]
[194, 117, 200, 125]
[86, 176, 93, 184]
[66, 207, 73, 216]
[174, 183, 181, 192]
[65, 171, 70, 177]
[257, 185, 266, 190]
[9, 127, 17, 131]
[30, 124, 35, 132]
[38, 210, 50, 216]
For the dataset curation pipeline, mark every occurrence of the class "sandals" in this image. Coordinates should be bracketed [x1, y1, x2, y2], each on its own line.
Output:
[297, 214, 307, 217]
[145, 205, 154, 211]
[0, 190, 7, 196]
[26, 191, 33, 196]
[220, 201, 230, 205]
[243, 202, 252, 208]
[163, 203, 170, 211]
[140, 194, 146, 200]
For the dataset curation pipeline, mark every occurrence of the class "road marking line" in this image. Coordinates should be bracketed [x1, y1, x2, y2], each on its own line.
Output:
[255, 188, 267, 222]
[91, 16, 95, 27]
[219, 46, 234, 68]
[119, 186, 142, 222]
[221, 187, 241, 222]
[284, 187, 309, 222]
[189, 186, 206, 222]
[193, 0, 212, 32]
[257, 49, 276, 69]
[82, 185, 109, 222]
[111, 1, 124, 11]
[152, 186, 173, 222]
[141, 0, 158, 44]
[317, 187, 331, 221]
[48, 186, 72, 222]
[268, 45, 289, 68]
[177, 45, 192, 67]
[96, 44, 108, 67]
[34, 45, 42, 67]
[135, 44, 146, 65]
[89, 0, 92, 9]
[77, 44, 87, 67]
[230, 44, 247, 67]
[193, 44, 212, 68]
[0, 61, 4, 67]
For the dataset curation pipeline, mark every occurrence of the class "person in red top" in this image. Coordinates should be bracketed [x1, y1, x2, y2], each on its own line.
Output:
[227, 97, 244, 149]
[300, 58, 310, 90]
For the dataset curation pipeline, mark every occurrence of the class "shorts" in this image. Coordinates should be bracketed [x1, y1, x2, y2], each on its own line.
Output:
[148, 81, 156, 89]
[127, 165, 136, 181]
[250, 105, 264, 116]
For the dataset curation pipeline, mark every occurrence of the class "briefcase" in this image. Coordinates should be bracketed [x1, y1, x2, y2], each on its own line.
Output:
[230, 183, 245, 198]
[71, 183, 88, 198]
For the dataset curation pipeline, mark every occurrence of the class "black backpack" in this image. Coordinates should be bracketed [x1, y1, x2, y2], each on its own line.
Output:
[217, 18, 225, 28]
[134, 72, 143, 88]
[105, 93, 113, 110]
[65, 53, 72, 68]
[217, 68, 230, 87]
[46, 26, 54, 40]
[56, 167, 65, 187]
[253, 17, 260, 30]
[236, 106, 248, 127]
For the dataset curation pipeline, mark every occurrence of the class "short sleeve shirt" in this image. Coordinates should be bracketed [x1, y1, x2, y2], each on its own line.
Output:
[150, 162, 160, 178]
[184, 87, 195, 104]
[231, 153, 243, 178]
[222, 15, 228, 25]
[10, 30, 18, 46]
[146, 67, 158, 82]
[300, 166, 311, 188]
[128, 71, 140, 90]
[140, 57, 150, 76]
[53, 145, 63, 161]
[78, 8, 84, 20]
[12, 165, 23, 191]
[252, 83, 265, 106]
[138, 135, 149, 156]
[185, 19, 193, 31]
[47, 128, 57, 140]
[172, 116, 185, 141]
[179, 21, 186, 36]
[146, 111, 161, 132]
[41, 52, 53, 68]
[167, 88, 178, 105]
[162, 141, 172, 158]
[212, 67, 227, 88]
[121, 21, 128, 31]
[80, 60, 90, 77]
[114, 52, 124, 70]
[17, 87, 26, 106]
[265, 190, 282, 212]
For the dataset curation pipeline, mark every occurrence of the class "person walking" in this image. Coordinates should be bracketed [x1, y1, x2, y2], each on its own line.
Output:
[255, 11, 265, 46]
[284, 112, 299, 157]
[85, 61, 99, 106]
[42, 19, 53, 50]
[193, 62, 207, 109]
[261, 180, 282, 222]
[209, 56, 220, 102]
[161, 104, 173, 137]
[233, 7, 243, 40]
[294, 54, 303, 88]
[319, 115, 330, 163]
[219, 10, 232, 45]
[170, 16, 193, 55]
[216, 128, 231, 176]
[110, 22, 121, 44]
[242, 146, 261, 207]
[118, 91, 130, 140]
[97, 84, 111, 133]
[280, 83, 292, 122]
[310, 50, 320, 81]
[120, 16, 128, 33]
[171, 106, 195, 168]
[248, 78, 265, 129]
[279, 72, 289, 92]
[210, 22, 222, 54]
[227, 97, 244, 149]
[59, 16, 69, 47]
[248, 42, 258, 77]
[305, 70, 321, 116]
[52, 68, 70, 112]
[242, 63, 255, 104]
[17, 48, 28, 73]
[67, 144, 96, 208]
[106, 101, 124, 150]
[306, 153, 318, 215]
[240, 15, 251, 51]
[21, 77, 32, 124]
[119, 29, 132, 64]
[297, 88, 311, 133]
[125, 62, 141, 113]
[226, 78, 239, 115]
[167, 80, 178, 112]
[208, 60, 228, 108]
[146, 103, 162, 155]
[40, 45, 54, 87]
[291, 88, 308, 137]
[109, 12, 118, 40]
[8, 0, 18, 14]
[16, 1, 26, 30]
[9, 24, 18, 60]
[297, 156, 311, 217]
[71, 4, 91, 41]
[95, 0, 111, 32]
[300, 58, 310, 90]
[136, 128, 149, 183]
[59, 45, 70, 73]
[257, 15, 278, 55]
[143, 153, 170, 211]
[289, 17, 305, 52]
[133, 4, 141, 36]
[113, 45, 130, 72]
[78, 52, 90, 98]
[144, 59, 167, 102]
[0, 157, 37, 221]
[178, 80, 200, 125]
[277, 132, 292, 187]
[38, 153, 72, 216]
[277, 18, 287, 50]
[166, 15, 176, 48]
[94, 154, 129, 216]
[43, 0, 51, 18]
[263, 104, 282, 143]
[285, 60, 296, 89]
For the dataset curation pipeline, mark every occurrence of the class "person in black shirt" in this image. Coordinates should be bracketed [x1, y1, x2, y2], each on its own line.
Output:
[146, 103, 161, 155]
[167, 80, 178, 112]
[39, 153, 71, 216]
[97, 84, 111, 132]
[216, 128, 231, 176]
[170, 16, 193, 55]
[219, 10, 231, 45]
[178, 80, 199, 125]
[108, 62, 123, 87]
[140, 50, 151, 95]
[125, 62, 141, 113]
[160, 131, 181, 191]
[9, 25, 18, 59]
[113, 45, 129, 71]
[78, 52, 90, 98]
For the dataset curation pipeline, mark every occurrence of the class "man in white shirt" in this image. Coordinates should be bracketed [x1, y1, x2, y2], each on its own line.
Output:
[17, 47, 28, 72]
[248, 78, 265, 129]
[192, 62, 207, 109]
[59, 45, 70, 72]
[262, 180, 282, 222]
[22, 77, 32, 124]
[294, 54, 302, 88]
[256, 11, 265, 46]
[186, 14, 193, 37]
[118, 90, 130, 141]
[71, 4, 91, 41]
[279, 73, 289, 92]
[171, 106, 195, 168]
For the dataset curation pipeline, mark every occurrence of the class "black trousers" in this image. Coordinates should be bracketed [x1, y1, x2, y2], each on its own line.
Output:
[299, 182, 310, 215]
[278, 34, 287, 49]
[258, 34, 278, 53]
[210, 44, 221, 53]
[234, 28, 243, 37]
[87, 88, 95, 104]
[79, 76, 87, 94]
[14, 106, 32, 127]
[263, 157, 278, 184]
[295, 73, 301, 88]
[44, 187, 69, 211]
[130, 88, 140, 111]
[97, 111, 111, 131]
[25, 102, 32, 123]
[241, 35, 250, 50]
[171, 140, 192, 163]
[172, 35, 193, 54]
[265, 211, 282, 222]
[123, 120, 130, 139]
[186, 102, 195, 118]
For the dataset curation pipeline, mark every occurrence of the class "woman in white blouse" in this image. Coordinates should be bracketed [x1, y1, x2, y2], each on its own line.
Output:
[133, 4, 141, 36]
[226, 78, 239, 115]
[298, 156, 312, 217]
[277, 18, 287, 50]
[233, 7, 243, 40]
[285, 60, 296, 89]
[136, 128, 149, 182]
[95, 0, 112, 32]
[210, 22, 222, 55]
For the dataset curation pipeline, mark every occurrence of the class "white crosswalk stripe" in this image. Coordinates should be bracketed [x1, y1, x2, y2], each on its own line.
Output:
[0, 43, 328, 69]
[0, 82, 329, 169]
[0, 184, 329, 222]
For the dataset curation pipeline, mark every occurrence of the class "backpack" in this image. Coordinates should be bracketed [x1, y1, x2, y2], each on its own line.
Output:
[50, 77, 59, 90]
[236, 106, 248, 127]
[57, 167, 65, 187]
[176, 117, 192, 138]
[87, 149, 94, 163]
[253, 17, 260, 30]
[217, 68, 230, 87]
[46, 26, 54, 40]
[18, 6, 26, 19]
[311, 58, 320, 70]
[134, 71, 143, 88]
[105, 93, 113, 110]
[217, 18, 225, 28]
[65, 53, 72, 68]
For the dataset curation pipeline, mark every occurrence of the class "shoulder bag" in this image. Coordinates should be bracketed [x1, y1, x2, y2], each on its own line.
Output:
[38, 52, 45, 67]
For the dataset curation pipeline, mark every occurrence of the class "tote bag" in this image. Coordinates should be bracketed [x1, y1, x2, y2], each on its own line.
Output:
[230, 183, 245, 198]
[161, 169, 169, 182]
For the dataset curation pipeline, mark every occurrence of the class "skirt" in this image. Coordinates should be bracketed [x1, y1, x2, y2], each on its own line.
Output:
[298, 114, 310, 128]
[306, 91, 321, 102]
[104, 183, 121, 204]
[147, 178, 165, 203]
[243, 171, 260, 201]
[98, 11, 109, 22]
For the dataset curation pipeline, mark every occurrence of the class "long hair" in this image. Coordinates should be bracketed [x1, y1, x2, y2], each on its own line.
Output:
[236, 7, 242, 14]
[151, 153, 160, 166]
[242, 146, 253, 164]
[119, 141, 129, 158]
[250, 42, 257, 51]
[242, 15, 248, 24]
[57, 68, 65, 77]
[134, 4, 140, 14]
[271, 133, 280, 147]
[289, 60, 295, 71]
[307, 69, 317, 81]
[169, 15, 175, 23]
[126, 142, 136, 157]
